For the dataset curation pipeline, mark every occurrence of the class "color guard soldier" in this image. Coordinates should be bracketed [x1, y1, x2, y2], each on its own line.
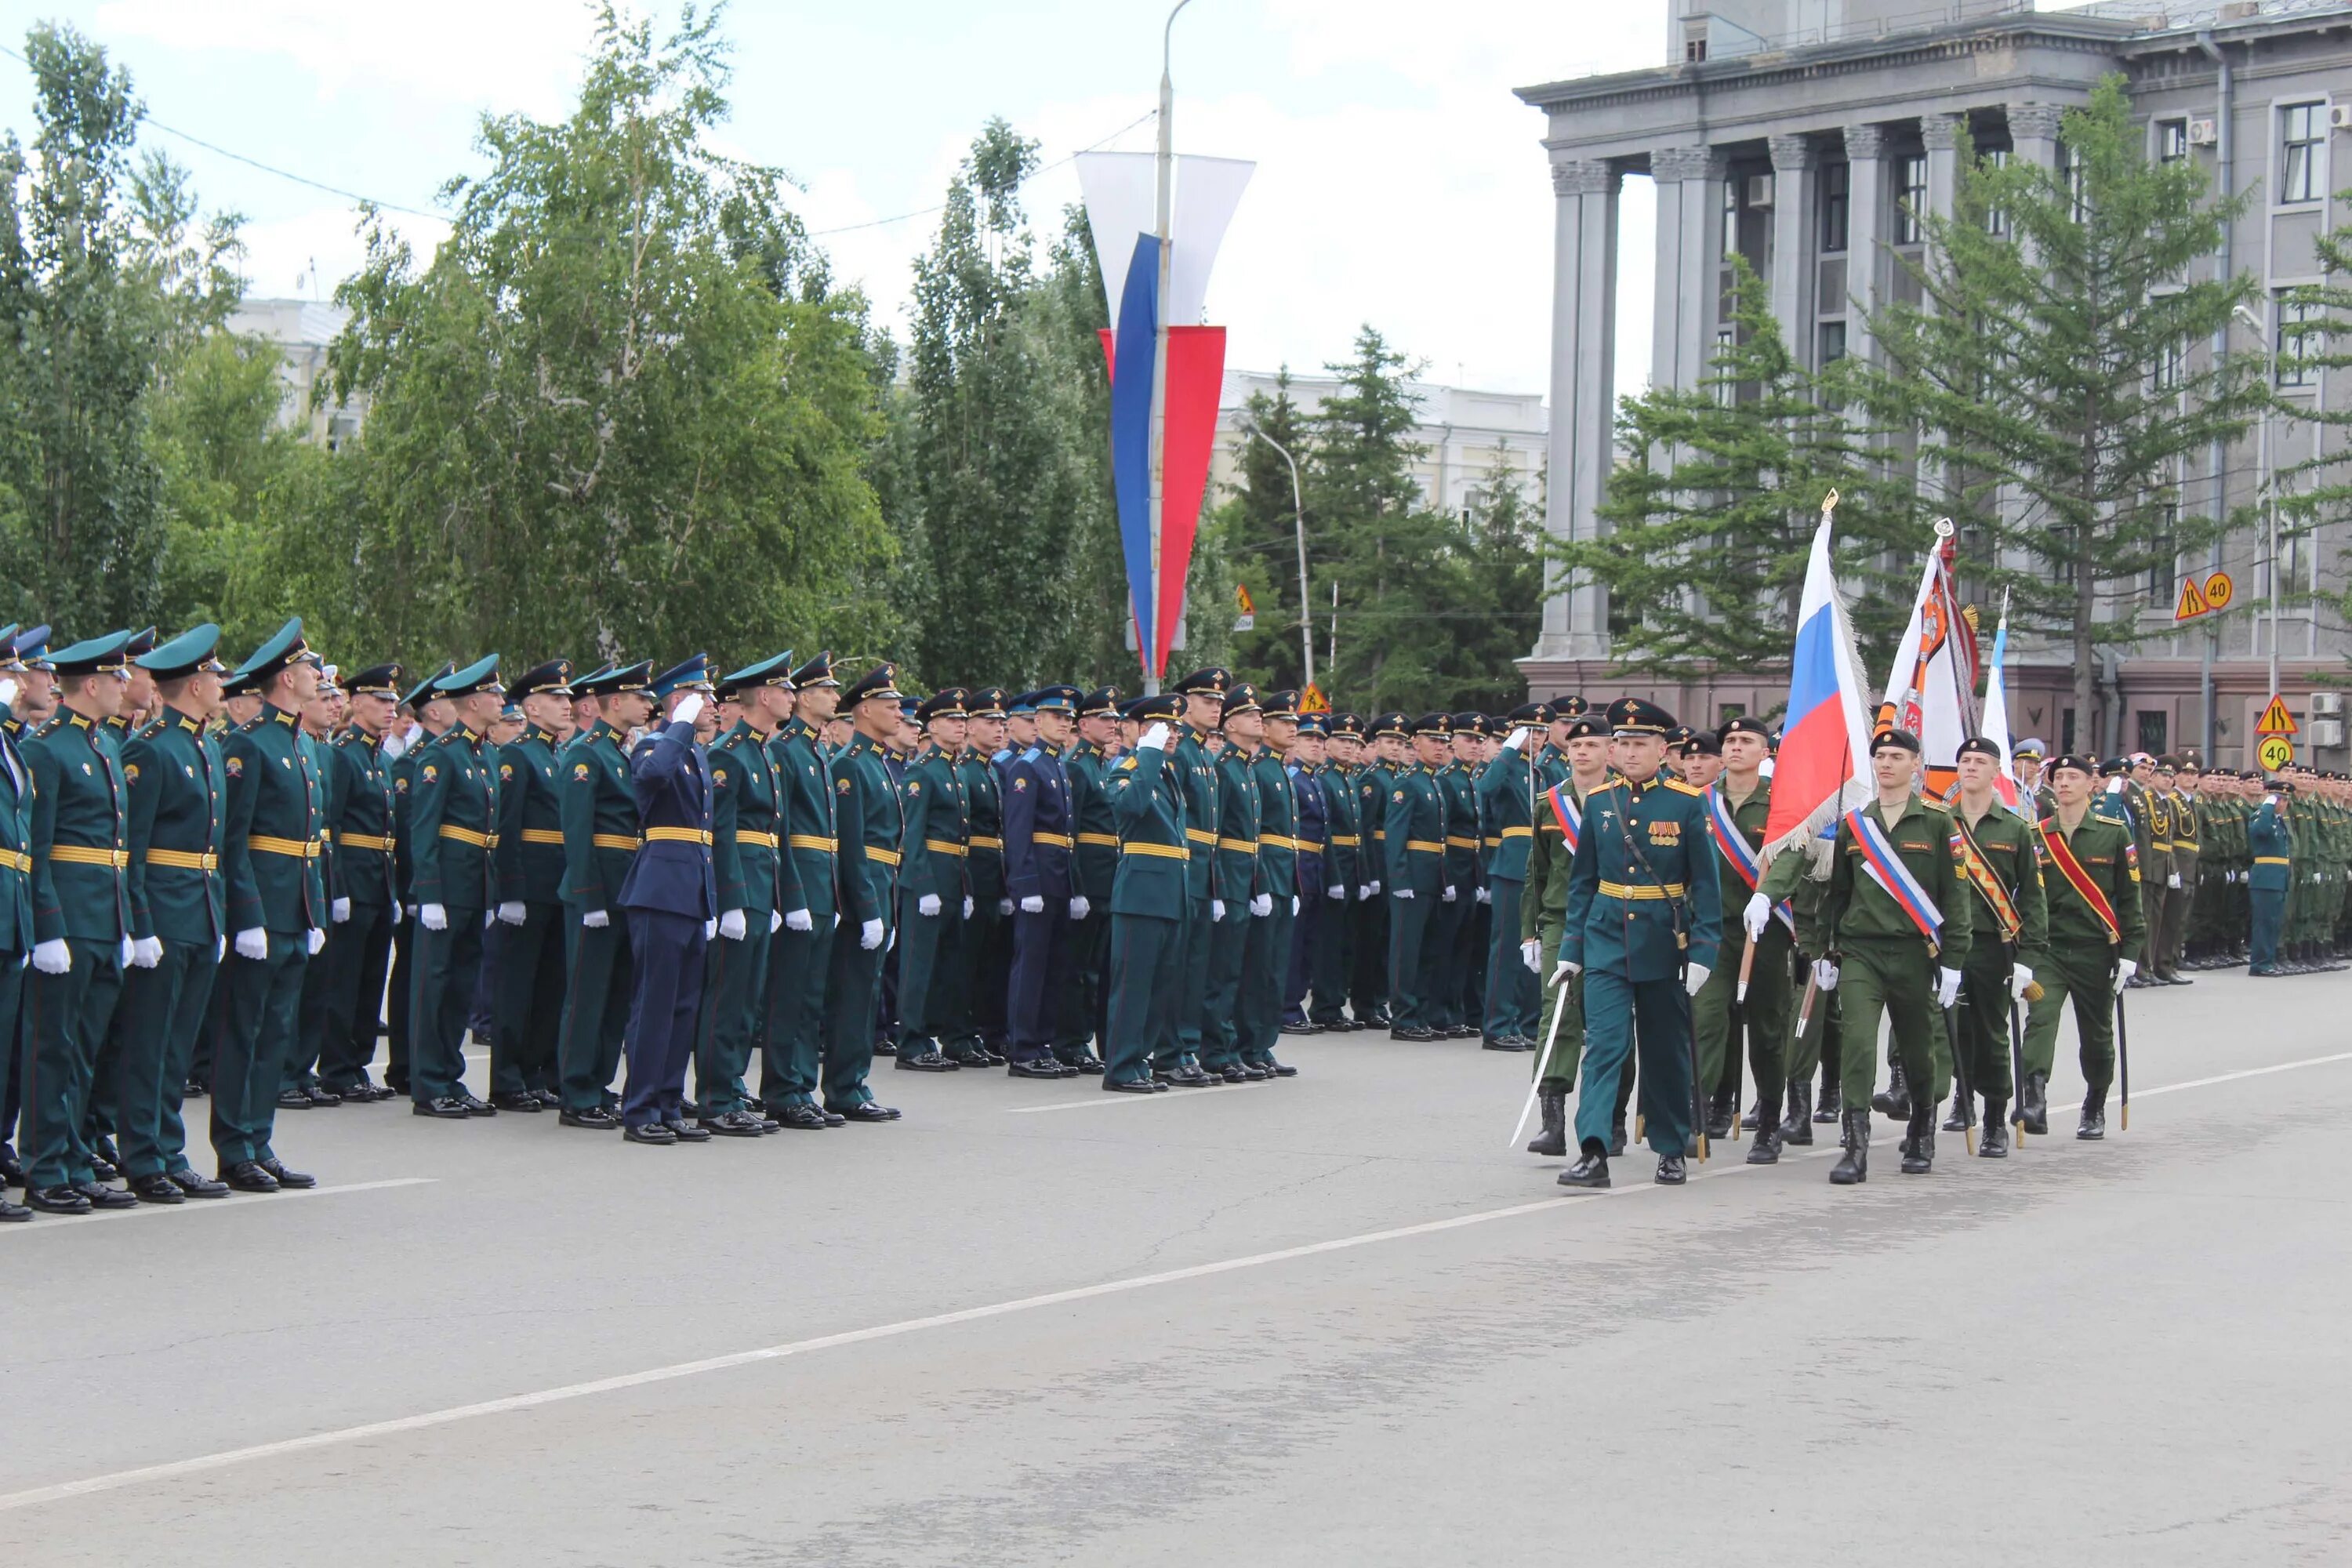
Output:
[1242, 689, 1300, 1076]
[946, 688, 1011, 1067]
[405, 654, 505, 1120]
[819, 663, 906, 1123]
[554, 662, 651, 1128]
[1282, 710, 1333, 1034]
[615, 659, 720, 1143]
[894, 684, 972, 1073]
[487, 659, 576, 1111]
[1102, 695, 1185, 1093]
[1004, 685, 1085, 1076]
[758, 652, 845, 1128]
[1202, 683, 1263, 1081]
[1058, 685, 1123, 1062]
[314, 662, 401, 1102]
[0, 630, 38, 1218]
[111, 626, 233, 1203]
[1475, 702, 1545, 1049]
[2020, 753, 2146, 1138]
[1940, 735, 2048, 1155]
[1158, 668, 1229, 1087]
[1709, 717, 1795, 1159]
[211, 620, 328, 1191]
[693, 652, 794, 1131]
[1554, 699, 1721, 1189]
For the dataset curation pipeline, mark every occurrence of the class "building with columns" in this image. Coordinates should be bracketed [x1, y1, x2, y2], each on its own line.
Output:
[1515, 0, 2352, 768]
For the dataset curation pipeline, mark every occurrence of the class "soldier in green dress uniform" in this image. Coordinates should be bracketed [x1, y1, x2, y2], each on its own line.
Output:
[2020, 753, 2147, 1138]
[1241, 689, 1299, 1076]
[1158, 669, 1229, 1087]
[383, 662, 452, 1098]
[1058, 685, 1123, 1058]
[1940, 736, 2048, 1155]
[212, 619, 330, 1192]
[1383, 713, 1450, 1040]
[757, 652, 845, 1128]
[944, 688, 1010, 1067]
[554, 661, 649, 1127]
[1710, 717, 1796, 1162]
[405, 654, 504, 1120]
[314, 662, 401, 1102]
[1305, 711, 1364, 1029]
[1553, 699, 1721, 1189]
[0, 629, 39, 1218]
[1430, 715, 1480, 1036]
[688, 652, 793, 1131]
[1475, 702, 1544, 1050]
[1349, 713, 1401, 1027]
[487, 659, 576, 1111]
[892, 686, 971, 1073]
[820, 663, 907, 1122]
[1102, 694, 1185, 1092]
[1519, 711, 1625, 1158]
[1200, 684, 1263, 1081]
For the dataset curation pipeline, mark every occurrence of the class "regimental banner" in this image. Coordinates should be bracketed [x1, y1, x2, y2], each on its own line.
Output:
[1880, 521, 1981, 799]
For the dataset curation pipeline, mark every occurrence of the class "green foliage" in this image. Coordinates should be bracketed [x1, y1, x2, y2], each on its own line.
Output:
[1856, 76, 2265, 749]
[320, 3, 892, 672]
[1577, 255, 1920, 685]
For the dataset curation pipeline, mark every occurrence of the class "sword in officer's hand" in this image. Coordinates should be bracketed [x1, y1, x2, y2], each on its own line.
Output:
[1508, 965, 1575, 1150]
[2114, 972, 2132, 1132]
[1940, 989, 1976, 1156]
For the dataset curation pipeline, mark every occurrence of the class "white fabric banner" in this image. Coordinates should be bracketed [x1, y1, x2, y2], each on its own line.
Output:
[1075, 151, 1254, 332]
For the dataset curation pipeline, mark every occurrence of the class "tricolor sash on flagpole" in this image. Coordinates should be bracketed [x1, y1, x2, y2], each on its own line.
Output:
[2038, 817, 2122, 945]
[1707, 786, 1794, 935]
[1546, 782, 1582, 855]
[1845, 805, 1944, 948]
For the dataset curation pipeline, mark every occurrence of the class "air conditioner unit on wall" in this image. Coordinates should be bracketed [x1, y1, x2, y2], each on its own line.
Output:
[2331, 104, 2352, 132]
[2311, 691, 2343, 717]
[2188, 118, 2219, 146]
[2313, 718, 2345, 749]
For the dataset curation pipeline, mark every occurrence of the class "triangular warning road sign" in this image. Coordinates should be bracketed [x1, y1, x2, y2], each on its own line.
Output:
[2256, 695, 2298, 735]
[2173, 577, 2209, 621]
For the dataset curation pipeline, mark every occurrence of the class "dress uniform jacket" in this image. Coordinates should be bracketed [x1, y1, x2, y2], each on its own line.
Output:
[1103, 741, 1188, 1086]
[1474, 747, 1538, 1043]
[1059, 737, 1120, 1055]
[953, 745, 1009, 1054]
[1004, 742, 1076, 1060]
[408, 725, 500, 916]
[758, 715, 839, 1109]
[561, 720, 641, 919]
[554, 718, 639, 1116]
[1282, 755, 1327, 1026]
[820, 729, 900, 1109]
[316, 726, 396, 1093]
[615, 718, 713, 1128]
[894, 740, 967, 1051]
[495, 724, 570, 907]
[486, 722, 568, 1101]
[695, 717, 786, 1112]
[1241, 748, 1296, 1064]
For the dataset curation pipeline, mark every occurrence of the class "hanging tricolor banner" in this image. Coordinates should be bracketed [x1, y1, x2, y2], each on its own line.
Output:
[1078, 151, 1253, 681]
[1979, 597, 2021, 808]
[1878, 519, 1982, 799]
[1762, 494, 1878, 864]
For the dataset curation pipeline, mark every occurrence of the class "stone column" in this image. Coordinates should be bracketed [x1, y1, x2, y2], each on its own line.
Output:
[1768, 135, 1816, 365]
[1539, 158, 1621, 660]
[1918, 113, 1968, 510]
[1650, 144, 1718, 394]
[1678, 148, 1729, 387]
[2006, 102, 2063, 171]
[1841, 123, 1887, 365]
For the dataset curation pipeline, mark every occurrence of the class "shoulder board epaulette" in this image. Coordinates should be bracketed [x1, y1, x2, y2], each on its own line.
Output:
[33, 717, 63, 739]
[135, 718, 167, 740]
[1117, 756, 1138, 771]
[1665, 779, 1705, 797]
[1022, 746, 1042, 762]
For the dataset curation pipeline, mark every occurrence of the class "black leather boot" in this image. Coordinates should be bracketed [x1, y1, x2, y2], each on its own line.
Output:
[1526, 1088, 1569, 1157]
[1745, 1116, 1782, 1165]
[1608, 1120, 1628, 1157]
[1871, 1062, 1910, 1119]
[1780, 1081, 1813, 1145]
[1979, 1099, 2009, 1158]
[1705, 1089, 1736, 1140]
[1829, 1107, 1870, 1185]
[2020, 1071, 2049, 1136]
[1941, 1082, 1970, 1132]
[1557, 1143, 1610, 1189]
[1900, 1103, 1936, 1174]
[1813, 1078, 1842, 1122]
[1739, 1097, 1761, 1132]
[2078, 1086, 2107, 1140]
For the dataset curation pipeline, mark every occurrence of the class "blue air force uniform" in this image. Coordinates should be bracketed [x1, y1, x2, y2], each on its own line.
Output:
[618, 659, 718, 1131]
[1057, 686, 1124, 1059]
[1283, 715, 1331, 1028]
[1004, 686, 1080, 1069]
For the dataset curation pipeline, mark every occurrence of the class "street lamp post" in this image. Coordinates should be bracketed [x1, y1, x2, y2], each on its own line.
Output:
[1239, 417, 1313, 690]
[1144, 0, 1194, 696]
[2234, 300, 2281, 702]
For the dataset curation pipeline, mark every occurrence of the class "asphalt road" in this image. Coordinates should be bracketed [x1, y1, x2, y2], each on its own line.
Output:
[5, 967, 2349, 1566]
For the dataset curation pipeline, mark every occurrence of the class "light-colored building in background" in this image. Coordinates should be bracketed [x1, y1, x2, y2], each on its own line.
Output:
[1211, 368, 1548, 518]
[1516, 0, 2352, 768]
[225, 298, 365, 448]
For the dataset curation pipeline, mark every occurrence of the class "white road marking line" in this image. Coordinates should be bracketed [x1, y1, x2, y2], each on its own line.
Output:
[5, 1050, 2347, 1514]
[5, 1178, 435, 1236]
[1007, 1086, 1248, 1112]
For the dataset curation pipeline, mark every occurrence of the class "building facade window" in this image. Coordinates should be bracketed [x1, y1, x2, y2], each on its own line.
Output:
[1819, 161, 1849, 253]
[2279, 292, 2323, 387]
[2154, 333, 2187, 391]
[2137, 710, 2168, 756]
[2061, 147, 2089, 221]
[1984, 147, 2010, 236]
[1894, 153, 1928, 244]
[2157, 118, 2189, 164]
[2281, 102, 2324, 204]
[2147, 501, 2178, 607]
[1817, 320, 1847, 366]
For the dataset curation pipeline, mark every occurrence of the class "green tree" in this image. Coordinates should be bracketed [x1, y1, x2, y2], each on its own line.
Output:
[1439, 449, 1548, 713]
[2276, 202, 2352, 633]
[1857, 76, 2265, 750]
[321, 4, 891, 670]
[1573, 256, 1918, 685]
[1217, 373, 1315, 685]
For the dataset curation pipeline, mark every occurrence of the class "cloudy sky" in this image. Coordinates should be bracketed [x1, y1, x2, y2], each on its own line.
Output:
[3, 1, 2097, 401]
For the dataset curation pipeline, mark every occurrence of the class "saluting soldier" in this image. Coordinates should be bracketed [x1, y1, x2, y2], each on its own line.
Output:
[818, 663, 907, 1123]
[211, 621, 328, 1191]
[1553, 699, 1722, 1189]
[405, 655, 505, 1120]
[1383, 713, 1450, 1040]
[486, 659, 576, 1112]
[1475, 702, 1545, 1050]
[20, 631, 140, 1213]
[2013, 739, 2053, 818]
[1940, 735, 2048, 1155]
[314, 662, 401, 1102]
[1004, 685, 1086, 1076]
[1058, 685, 1123, 1063]
[2246, 777, 2292, 975]
[615, 659, 720, 1143]
[1240, 690, 1300, 1077]
[1158, 668, 1229, 1087]
[1282, 710, 1332, 1035]
[111, 627, 233, 1203]
[1102, 695, 1185, 1093]
[757, 652, 845, 1129]
[2021, 752, 2147, 1138]
[553, 662, 652, 1128]
[692, 652, 794, 1132]
[1519, 710, 1626, 1158]
[894, 685, 972, 1074]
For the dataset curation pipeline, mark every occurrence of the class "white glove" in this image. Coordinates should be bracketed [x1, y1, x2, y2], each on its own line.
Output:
[962, 896, 973, 919]
[582, 909, 610, 929]
[1475, 887, 1491, 906]
[0, 677, 16, 707]
[917, 894, 942, 919]
[1393, 888, 1414, 901]
[704, 918, 718, 941]
[130, 935, 164, 969]
[1358, 883, 1375, 901]
[859, 917, 884, 950]
[1684, 961, 1711, 997]
[672, 694, 705, 728]
[2167, 872, 2181, 889]
[31, 938, 71, 975]
[1069, 895, 1090, 920]
[1549, 958, 1580, 985]
[1742, 891, 1771, 942]
[1212, 899, 1226, 921]
[785, 907, 812, 932]
[1138, 722, 1171, 752]
[419, 904, 448, 931]
[2265, 793, 2279, 807]
[833, 913, 842, 929]
[1441, 884, 1457, 903]
[1501, 726, 1532, 754]
[119, 935, 136, 968]
[332, 897, 352, 924]
[719, 908, 749, 939]
[497, 901, 528, 926]
[1520, 938, 1541, 974]
[307, 927, 326, 955]
[1291, 894, 1299, 915]
[2106, 776, 2125, 794]
[1367, 880, 1381, 896]
[235, 927, 271, 959]
[1813, 958, 1839, 993]
[996, 898, 1013, 916]
[2011, 964, 2034, 1001]
[1936, 967, 1962, 1009]
[1250, 893, 1272, 917]
[1020, 895, 1045, 914]
[2114, 958, 2137, 993]
[770, 909, 782, 934]
[1327, 884, 1345, 901]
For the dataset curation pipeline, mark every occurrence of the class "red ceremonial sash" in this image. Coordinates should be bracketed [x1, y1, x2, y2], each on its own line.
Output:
[2038, 817, 2120, 944]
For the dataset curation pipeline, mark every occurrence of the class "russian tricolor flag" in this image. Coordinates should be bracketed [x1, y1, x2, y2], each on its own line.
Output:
[1762, 500, 1877, 860]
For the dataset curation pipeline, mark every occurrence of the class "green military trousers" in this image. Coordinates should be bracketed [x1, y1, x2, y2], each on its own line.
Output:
[759, 916, 829, 1108]
[1530, 924, 1636, 1124]
[2022, 946, 2118, 1092]
[113, 937, 220, 1180]
[1385, 889, 1433, 1029]
[1573, 970, 1690, 1157]
[1953, 948, 2016, 1103]
[22, 938, 126, 1189]
[493, 900, 568, 1098]
[890, 890, 960, 1051]
[212, 932, 307, 1169]
[557, 913, 633, 1114]
[1105, 909, 1180, 1087]
[1693, 923, 1791, 1115]
[1200, 903, 1252, 1071]
[694, 918, 775, 1113]
[1833, 936, 1938, 1112]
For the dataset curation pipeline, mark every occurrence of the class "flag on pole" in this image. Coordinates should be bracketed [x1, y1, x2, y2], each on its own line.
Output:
[1878, 519, 1981, 798]
[1762, 494, 1878, 862]
[1980, 597, 2020, 808]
